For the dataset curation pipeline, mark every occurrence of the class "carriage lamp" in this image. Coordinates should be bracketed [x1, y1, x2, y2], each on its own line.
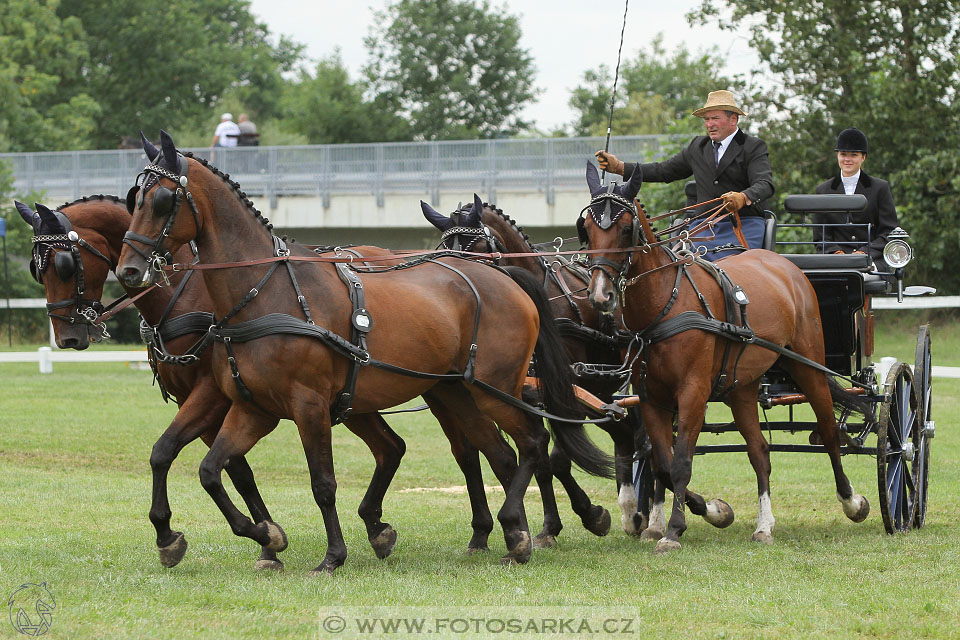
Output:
[882, 227, 912, 268]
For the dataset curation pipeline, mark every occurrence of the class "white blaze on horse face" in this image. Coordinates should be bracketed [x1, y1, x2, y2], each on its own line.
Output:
[618, 483, 639, 534]
[589, 267, 614, 310]
[754, 492, 775, 536]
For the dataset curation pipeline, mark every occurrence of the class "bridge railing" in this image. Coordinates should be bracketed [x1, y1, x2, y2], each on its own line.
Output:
[1, 135, 673, 207]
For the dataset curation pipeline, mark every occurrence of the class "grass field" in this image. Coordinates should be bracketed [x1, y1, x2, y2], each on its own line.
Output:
[1, 318, 957, 639]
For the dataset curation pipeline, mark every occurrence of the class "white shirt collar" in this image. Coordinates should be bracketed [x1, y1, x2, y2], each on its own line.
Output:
[713, 129, 738, 160]
[840, 171, 861, 195]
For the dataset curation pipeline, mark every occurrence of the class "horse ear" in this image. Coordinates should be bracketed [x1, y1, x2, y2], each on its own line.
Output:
[586, 161, 601, 194]
[140, 130, 159, 161]
[622, 165, 644, 201]
[465, 194, 483, 227]
[15, 201, 39, 229]
[35, 203, 65, 235]
[159, 130, 177, 167]
[421, 200, 453, 231]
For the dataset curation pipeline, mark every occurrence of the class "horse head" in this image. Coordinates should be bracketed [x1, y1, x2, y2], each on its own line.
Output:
[579, 161, 644, 313]
[15, 199, 117, 348]
[118, 129, 200, 287]
[421, 194, 499, 253]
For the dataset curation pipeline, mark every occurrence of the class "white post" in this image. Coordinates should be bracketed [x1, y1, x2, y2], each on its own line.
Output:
[38, 346, 53, 374]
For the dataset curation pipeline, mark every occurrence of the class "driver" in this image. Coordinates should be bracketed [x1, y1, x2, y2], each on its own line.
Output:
[813, 128, 901, 272]
[595, 90, 774, 261]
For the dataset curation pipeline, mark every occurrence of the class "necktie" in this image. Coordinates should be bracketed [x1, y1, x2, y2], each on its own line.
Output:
[713, 141, 722, 168]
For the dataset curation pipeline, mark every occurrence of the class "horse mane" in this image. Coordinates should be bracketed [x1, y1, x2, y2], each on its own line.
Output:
[483, 203, 534, 249]
[183, 151, 273, 231]
[57, 194, 125, 211]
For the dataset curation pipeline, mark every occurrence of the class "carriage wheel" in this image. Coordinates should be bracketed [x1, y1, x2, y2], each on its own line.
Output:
[913, 325, 933, 528]
[876, 362, 921, 534]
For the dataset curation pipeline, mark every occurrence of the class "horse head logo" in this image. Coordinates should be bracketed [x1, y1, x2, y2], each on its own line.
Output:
[8, 582, 56, 636]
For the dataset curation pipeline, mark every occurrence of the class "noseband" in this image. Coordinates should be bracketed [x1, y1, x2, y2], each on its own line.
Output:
[30, 212, 113, 338]
[123, 151, 200, 284]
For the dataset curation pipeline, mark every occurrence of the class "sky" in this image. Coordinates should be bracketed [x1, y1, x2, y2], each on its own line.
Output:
[246, 1, 760, 132]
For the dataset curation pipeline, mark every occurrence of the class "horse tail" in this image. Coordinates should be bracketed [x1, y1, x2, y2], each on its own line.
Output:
[827, 377, 876, 421]
[503, 266, 615, 479]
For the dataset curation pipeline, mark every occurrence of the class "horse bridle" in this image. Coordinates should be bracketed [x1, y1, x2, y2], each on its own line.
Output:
[578, 186, 643, 285]
[437, 204, 502, 254]
[30, 211, 113, 337]
[123, 151, 200, 283]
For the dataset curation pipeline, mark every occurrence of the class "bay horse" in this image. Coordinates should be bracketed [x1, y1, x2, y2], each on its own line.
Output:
[116, 131, 611, 574]
[579, 161, 874, 552]
[422, 198, 737, 542]
[15, 197, 410, 570]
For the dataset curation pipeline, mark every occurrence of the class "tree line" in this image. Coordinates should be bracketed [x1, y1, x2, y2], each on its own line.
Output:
[1, 0, 959, 302]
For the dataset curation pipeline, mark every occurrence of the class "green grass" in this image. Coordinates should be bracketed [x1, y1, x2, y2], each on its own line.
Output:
[1, 323, 958, 639]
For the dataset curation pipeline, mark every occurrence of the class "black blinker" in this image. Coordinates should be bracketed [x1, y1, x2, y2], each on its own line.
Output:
[125, 186, 140, 214]
[29, 260, 42, 284]
[54, 250, 77, 281]
[152, 186, 174, 215]
[576, 216, 588, 246]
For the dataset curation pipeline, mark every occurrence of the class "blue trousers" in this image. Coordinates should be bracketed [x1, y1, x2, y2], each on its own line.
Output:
[690, 216, 767, 262]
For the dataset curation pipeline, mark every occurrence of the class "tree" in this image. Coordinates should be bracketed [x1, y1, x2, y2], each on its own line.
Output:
[0, 0, 101, 152]
[363, 0, 538, 140]
[279, 53, 410, 144]
[689, 0, 960, 291]
[568, 35, 747, 137]
[56, 0, 302, 149]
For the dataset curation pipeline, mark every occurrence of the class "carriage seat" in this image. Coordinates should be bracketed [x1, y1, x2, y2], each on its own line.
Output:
[781, 253, 890, 294]
[682, 181, 777, 250]
[783, 193, 867, 213]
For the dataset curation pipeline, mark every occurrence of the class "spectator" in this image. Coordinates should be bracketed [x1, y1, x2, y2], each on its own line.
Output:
[237, 113, 260, 146]
[211, 113, 240, 148]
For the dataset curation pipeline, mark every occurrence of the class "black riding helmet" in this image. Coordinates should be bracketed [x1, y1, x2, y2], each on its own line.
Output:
[835, 127, 868, 154]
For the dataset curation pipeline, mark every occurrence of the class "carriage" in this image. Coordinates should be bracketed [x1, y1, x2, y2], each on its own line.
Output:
[621, 192, 936, 535]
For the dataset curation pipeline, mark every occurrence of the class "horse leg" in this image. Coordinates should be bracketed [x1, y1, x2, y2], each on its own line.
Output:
[291, 411, 350, 576]
[220, 450, 285, 570]
[546, 445, 611, 544]
[148, 389, 230, 568]
[422, 390, 497, 553]
[197, 407, 288, 563]
[343, 413, 406, 560]
[472, 394, 544, 565]
[787, 362, 870, 523]
[615, 411, 648, 535]
[727, 383, 775, 545]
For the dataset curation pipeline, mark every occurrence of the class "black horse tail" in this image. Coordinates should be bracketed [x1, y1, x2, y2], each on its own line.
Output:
[503, 266, 615, 479]
[828, 377, 876, 421]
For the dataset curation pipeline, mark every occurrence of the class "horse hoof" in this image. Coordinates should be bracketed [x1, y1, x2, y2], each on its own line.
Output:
[704, 498, 735, 529]
[370, 526, 398, 559]
[841, 494, 870, 523]
[623, 512, 647, 536]
[653, 538, 682, 555]
[533, 533, 556, 549]
[308, 565, 337, 577]
[265, 522, 288, 552]
[504, 530, 531, 564]
[640, 527, 663, 542]
[584, 507, 611, 537]
[751, 531, 774, 545]
[465, 545, 489, 556]
[500, 555, 520, 566]
[254, 558, 285, 571]
[158, 531, 188, 568]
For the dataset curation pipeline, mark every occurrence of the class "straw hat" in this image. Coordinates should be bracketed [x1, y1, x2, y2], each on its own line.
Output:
[692, 90, 747, 118]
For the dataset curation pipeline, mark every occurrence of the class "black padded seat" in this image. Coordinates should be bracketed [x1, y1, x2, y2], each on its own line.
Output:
[780, 253, 872, 270]
[784, 194, 867, 213]
[863, 273, 891, 294]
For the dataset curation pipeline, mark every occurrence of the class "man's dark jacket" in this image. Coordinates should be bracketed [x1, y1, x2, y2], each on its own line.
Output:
[812, 172, 900, 262]
[622, 129, 775, 217]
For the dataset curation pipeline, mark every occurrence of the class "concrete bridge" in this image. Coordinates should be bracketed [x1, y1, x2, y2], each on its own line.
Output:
[3, 135, 671, 248]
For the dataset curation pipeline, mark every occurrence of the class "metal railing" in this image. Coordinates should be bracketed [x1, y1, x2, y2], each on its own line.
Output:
[1, 135, 674, 207]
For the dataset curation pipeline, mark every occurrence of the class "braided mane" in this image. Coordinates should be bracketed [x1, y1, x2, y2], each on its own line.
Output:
[483, 202, 534, 249]
[57, 194, 125, 211]
[183, 151, 273, 231]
